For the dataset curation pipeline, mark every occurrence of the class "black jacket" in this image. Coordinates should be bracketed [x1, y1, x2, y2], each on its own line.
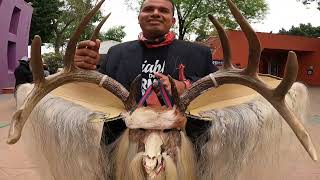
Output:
[99, 39, 217, 89]
[98, 39, 217, 145]
[14, 61, 33, 88]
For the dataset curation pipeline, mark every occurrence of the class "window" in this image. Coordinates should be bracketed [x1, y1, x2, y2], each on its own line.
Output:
[7, 41, 16, 72]
[9, 7, 21, 35]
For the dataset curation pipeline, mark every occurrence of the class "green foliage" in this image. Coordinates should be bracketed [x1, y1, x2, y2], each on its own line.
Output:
[297, 0, 320, 10]
[26, 0, 62, 44]
[42, 52, 64, 74]
[279, 23, 320, 38]
[124, 0, 268, 40]
[175, 0, 268, 40]
[99, 26, 126, 42]
[50, 0, 103, 53]
[28, 0, 103, 53]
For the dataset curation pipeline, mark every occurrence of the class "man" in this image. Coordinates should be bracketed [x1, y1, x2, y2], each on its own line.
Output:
[75, 0, 218, 144]
[14, 56, 33, 89]
[43, 64, 50, 77]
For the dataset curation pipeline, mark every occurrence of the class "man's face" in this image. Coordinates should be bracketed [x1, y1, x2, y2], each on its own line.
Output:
[138, 0, 176, 39]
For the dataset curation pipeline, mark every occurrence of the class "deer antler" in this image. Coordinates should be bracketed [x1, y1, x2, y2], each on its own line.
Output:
[7, 0, 132, 144]
[177, 0, 317, 161]
[91, 12, 111, 41]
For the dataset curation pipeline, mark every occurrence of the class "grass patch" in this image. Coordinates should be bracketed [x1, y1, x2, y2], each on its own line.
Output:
[310, 115, 320, 124]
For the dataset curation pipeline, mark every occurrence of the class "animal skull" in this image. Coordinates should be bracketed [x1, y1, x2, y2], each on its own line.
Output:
[143, 132, 165, 178]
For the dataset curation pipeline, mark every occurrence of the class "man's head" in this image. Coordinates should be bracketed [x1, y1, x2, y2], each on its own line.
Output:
[138, 0, 176, 39]
[19, 56, 29, 62]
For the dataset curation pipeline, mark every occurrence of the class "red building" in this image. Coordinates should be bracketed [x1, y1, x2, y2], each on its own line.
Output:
[206, 30, 320, 86]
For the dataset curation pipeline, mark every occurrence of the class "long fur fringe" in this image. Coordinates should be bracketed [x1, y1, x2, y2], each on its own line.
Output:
[18, 84, 107, 180]
[196, 82, 309, 180]
[16, 82, 310, 180]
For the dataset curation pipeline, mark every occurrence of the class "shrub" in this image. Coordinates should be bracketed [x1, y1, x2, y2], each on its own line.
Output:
[42, 52, 64, 74]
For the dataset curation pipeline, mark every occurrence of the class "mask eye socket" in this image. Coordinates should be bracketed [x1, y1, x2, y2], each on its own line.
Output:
[160, 144, 165, 152]
[163, 129, 171, 133]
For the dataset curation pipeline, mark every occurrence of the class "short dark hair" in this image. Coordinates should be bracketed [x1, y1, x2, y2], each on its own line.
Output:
[140, 0, 175, 16]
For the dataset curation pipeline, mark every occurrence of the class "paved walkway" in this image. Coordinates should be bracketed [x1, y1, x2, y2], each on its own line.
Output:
[0, 94, 41, 180]
[0, 88, 319, 180]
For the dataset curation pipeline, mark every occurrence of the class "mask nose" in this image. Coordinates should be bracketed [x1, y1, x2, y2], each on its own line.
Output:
[144, 155, 159, 170]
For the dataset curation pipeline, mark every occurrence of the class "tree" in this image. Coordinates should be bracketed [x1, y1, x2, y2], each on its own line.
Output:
[297, 0, 320, 10]
[26, 0, 62, 45]
[279, 23, 320, 38]
[28, 0, 103, 53]
[125, 0, 268, 40]
[99, 26, 126, 42]
[50, 0, 103, 54]
[42, 52, 64, 74]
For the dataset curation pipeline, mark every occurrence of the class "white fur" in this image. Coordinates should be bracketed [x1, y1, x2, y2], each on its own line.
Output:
[17, 84, 107, 180]
[15, 82, 310, 180]
[123, 107, 178, 129]
[196, 82, 309, 180]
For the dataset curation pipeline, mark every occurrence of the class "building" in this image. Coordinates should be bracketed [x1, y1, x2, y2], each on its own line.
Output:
[98, 40, 120, 66]
[0, 0, 33, 90]
[206, 30, 320, 86]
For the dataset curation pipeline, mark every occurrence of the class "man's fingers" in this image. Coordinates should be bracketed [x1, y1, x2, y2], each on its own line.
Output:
[95, 39, 101, 49]
[75, 55, 98, 66]
[154, 72, 166, 79]
[162, 80, 170, 87]
[74, 39, 100, 70]
[77, 40, 96, 49]
[76, 48, 99, 59]
[74, 61, 96, 70]
[153, 72, 173, 94]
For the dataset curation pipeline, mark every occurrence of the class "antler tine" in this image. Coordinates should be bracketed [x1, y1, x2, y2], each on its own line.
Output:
[7, 0, 134, 145]
[226, 0, 261, 76]
[90, 12, 111, 41]
[274, 51, 298, 98]
[178, 0, 318, 161]
[208, 14, 233, 70]
[179, 76, 215, 112]
[125, 75, 141, 111]
[30, 35, 45, 86]
[63, 0, 105, 71]
[274, 100, 318, 161]
[168, 75, 181, 109]
[7, 70, 129, 144]
[272, 52, 318, 160]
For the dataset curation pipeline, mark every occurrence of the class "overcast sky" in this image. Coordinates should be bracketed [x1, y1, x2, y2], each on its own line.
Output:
[35, 0, 320, 55]
[98, 0, 320, 41]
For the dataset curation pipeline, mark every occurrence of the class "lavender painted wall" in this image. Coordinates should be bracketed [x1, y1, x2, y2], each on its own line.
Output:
[0, 0, 33, 89]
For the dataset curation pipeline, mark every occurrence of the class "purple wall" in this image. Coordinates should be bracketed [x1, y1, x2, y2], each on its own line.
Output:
[0, 0, 33, 89]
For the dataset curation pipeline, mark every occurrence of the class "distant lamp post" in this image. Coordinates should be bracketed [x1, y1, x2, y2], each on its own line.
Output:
[307, 66, 314, 75]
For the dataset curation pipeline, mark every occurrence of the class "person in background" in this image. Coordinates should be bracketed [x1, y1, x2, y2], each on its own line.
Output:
[43, 64, 50, 77]
[14, 56, 33, 89]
